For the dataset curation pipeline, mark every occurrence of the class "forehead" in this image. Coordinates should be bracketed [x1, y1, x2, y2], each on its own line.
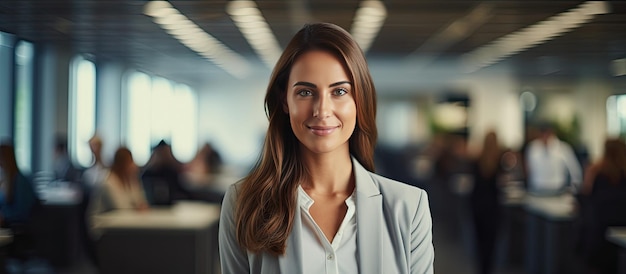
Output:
[288, 50, 350, 83]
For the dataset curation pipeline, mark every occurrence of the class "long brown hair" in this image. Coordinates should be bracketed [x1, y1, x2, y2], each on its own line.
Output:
[109, 147, 136, 188]
[597, 138, 626, 185]
[0, 144, 19, 204]
[235, 23, 378, 255]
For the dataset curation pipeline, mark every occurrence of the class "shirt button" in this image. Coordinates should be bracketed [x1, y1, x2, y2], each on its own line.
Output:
[327, 254, 334, 260]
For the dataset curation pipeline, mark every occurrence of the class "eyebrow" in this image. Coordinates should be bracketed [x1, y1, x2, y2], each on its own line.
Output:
[293, 81, 352, 88]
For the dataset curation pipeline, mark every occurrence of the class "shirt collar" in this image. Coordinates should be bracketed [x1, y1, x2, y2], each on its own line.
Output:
[297, 184, 357, 211]
[298, 185, 314, 210]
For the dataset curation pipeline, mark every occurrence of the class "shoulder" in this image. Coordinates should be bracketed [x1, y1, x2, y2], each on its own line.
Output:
[371, 172, 426, 196]
[365, 172, 433, 238]
[368, 172, 428, 209]
[224, 182, 242, 200]
[222, 182, 243, 214]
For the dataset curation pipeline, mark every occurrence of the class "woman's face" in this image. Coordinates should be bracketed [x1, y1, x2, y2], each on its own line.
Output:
[285, 50, 357, 156]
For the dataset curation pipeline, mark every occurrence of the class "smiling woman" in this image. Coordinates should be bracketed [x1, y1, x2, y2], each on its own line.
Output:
[218, 23, 434, 274]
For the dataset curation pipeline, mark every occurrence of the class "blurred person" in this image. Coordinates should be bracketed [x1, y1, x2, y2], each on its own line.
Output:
[204, 143, 223, 175]
[81, 135, 108, 193]
[142, 140, 192, 205]
[469, 131, 505, 274]
[181, 143, 229, 204]
[86, 147, 147, 266]
[0, 143, 40, 227]
[53, 135, 81, 183]
[183, 143, 223, 186]
[79, 135, 108, 266]
[219, 23, 434, 274]
[0, 143, 41, 263]
[88, 147, 148, 215]
[580, 138, 626, 274]
[520, 124, 540, 184]
[525, 123, 582, 194]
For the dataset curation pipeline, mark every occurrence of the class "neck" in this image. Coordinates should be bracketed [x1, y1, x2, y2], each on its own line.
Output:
[299, 146, 354, 195]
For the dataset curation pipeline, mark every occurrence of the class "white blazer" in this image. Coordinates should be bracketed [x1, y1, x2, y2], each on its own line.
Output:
[219, 157, 434, 274]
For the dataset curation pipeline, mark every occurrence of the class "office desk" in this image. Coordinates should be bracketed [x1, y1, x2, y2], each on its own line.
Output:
[94, 202, 221, 274]
[0, 229, 13, 247]
[37, 186, 83, 268]
[607, 227, 626, 274]
[524, 194, 580, 274]
[0, 229, 13, 274]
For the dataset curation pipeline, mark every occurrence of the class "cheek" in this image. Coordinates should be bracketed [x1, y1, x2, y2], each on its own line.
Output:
[287, 100, 311, 120]
[338, 101, 357, 124]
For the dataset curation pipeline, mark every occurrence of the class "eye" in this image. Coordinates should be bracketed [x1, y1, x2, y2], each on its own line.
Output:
[333, 87, 349, 96]
[297, 89, 313, 97]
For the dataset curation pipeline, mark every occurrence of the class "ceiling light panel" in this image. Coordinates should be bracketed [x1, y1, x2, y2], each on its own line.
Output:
[462, 1, 610, 73]
[145, 0, 250, 78]
[350, 0, 387, 53]
[227, 0, 282, 69]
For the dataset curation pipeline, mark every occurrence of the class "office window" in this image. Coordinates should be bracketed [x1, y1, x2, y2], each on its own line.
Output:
[607, 95, 626, 139]
[171, 84, 197, 162]
[377, 101, 418, 147]
[14, 41, 34, 174]
[125, 71, 151, 166]
[0, 32, 12, 141]
[151, 77, 173, 145]
[69, 55, 97, 168]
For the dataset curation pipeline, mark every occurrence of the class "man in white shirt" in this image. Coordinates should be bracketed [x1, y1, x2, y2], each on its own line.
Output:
[525, 124, 583, 194]
[82, 135, 109, 192]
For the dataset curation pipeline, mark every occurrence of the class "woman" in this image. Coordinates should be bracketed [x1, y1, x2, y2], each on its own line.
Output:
[219, 23, 434, 273]
[580, 138, 626, 274]
[0, 143, 39, 227]
[0, 143, 40, 262]
[142, 140, 191, 205]
[89, 147, 148, 215]
[469, 131, 504, 274]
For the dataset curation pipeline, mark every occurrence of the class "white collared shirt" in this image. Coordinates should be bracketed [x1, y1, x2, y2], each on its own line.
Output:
[526, 136, 583, 193]
[298, 185, 358, 274]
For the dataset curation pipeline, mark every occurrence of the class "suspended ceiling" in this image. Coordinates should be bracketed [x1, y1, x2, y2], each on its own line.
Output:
[1, 0, 626, 89]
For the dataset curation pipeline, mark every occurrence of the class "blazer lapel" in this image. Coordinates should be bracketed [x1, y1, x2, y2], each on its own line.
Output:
[279, 203, 303, 273]
[353, 158, 383, 274]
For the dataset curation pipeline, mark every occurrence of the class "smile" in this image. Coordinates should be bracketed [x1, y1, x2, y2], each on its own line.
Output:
[307, 125, 339, 136]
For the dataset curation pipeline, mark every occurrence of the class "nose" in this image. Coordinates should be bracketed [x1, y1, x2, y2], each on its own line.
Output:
[313, 93, 331, 118]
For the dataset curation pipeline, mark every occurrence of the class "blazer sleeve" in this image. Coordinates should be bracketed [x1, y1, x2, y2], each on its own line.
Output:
[219, 184, 250, 274]
[410, 189, 434, 274]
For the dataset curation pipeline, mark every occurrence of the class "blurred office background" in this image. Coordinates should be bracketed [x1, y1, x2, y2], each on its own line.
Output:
[1, 0, 626, 273]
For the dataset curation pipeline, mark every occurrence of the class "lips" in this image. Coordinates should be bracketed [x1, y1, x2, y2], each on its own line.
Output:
[307, 125, 339, 136]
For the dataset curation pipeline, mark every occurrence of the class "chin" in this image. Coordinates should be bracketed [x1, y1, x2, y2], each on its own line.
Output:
[300, 141, 347, 155]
